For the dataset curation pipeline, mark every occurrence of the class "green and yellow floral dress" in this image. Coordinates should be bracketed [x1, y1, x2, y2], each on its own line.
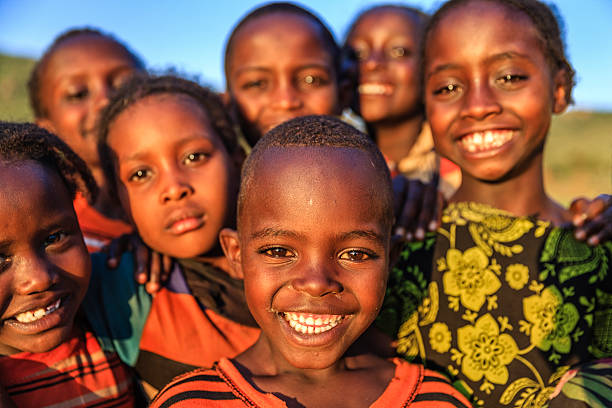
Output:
[378, 202, 612, 407]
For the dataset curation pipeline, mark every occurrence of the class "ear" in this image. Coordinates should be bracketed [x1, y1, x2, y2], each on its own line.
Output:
[36, 117, 57, 134]
[552, 69, 569, 114]
[219, 228, 244, 280]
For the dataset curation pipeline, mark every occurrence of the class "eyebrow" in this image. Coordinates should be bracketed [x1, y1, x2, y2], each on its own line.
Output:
[121, 134, 213, 162]
[250, 228, 303, 240]
[338, 230, 385, 243]
[234, 63, 332, 76]
[427, 51, 531, 78]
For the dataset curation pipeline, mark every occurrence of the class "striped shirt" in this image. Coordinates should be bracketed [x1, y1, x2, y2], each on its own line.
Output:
[0, 330, 137, 408]
[151, 357, 472, 408]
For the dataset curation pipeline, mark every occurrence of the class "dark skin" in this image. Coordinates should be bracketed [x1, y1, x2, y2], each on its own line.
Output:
[219, 147, 395, 407]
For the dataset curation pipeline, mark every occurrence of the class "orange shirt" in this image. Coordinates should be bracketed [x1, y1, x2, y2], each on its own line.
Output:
[73, 193, 133, 252]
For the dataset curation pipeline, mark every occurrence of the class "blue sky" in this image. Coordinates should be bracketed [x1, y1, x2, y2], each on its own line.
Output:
[1, 0, 610, 110]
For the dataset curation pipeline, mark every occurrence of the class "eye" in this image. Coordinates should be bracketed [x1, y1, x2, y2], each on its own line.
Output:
[353, 47, 369, 61]
[433, 83, 460, 96]
[242, 79, 267, 90]
[259, 247, 295, 259]
[44, 231, 67, 247]
[298, 73, 330, 89]
[388, 46, 409, 59]
[338, 249, 377, 262]
[496, 73, 528, 87]
[183, 152, 208, 165]
[129, 168, 150, 182]
[0, 253, 11, 272]
[65, 88, 89, 102]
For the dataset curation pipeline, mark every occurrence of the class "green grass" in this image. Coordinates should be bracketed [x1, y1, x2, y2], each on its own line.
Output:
[0, 52, 609, 205]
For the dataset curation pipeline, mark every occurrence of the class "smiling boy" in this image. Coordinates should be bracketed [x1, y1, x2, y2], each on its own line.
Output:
[151, 116, 471, 408]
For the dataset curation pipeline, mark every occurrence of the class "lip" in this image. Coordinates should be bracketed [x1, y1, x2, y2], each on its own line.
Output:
[164, 207, 206, 235]
[275, 309, 354, 348]
[358, 81, 394, 96]
[3, 294, 72, 335]
[455, 128, 517, 158]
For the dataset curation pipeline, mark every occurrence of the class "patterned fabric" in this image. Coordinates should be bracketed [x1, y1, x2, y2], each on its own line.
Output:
[73, 194, 133, 252]
[150, 357, 472, 408]
[83, 253, 260, 399]
[378, 202, 612, 407]
[0, 330, 137, 408]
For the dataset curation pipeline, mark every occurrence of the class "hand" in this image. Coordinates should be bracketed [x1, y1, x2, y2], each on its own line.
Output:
[569, 194, 612, 246]
[392, 173, 444, 242]
[104, 233, 173, 294]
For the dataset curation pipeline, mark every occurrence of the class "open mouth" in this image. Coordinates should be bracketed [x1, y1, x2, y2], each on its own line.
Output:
[282, 312, 346, 335]
[358, 83, 393, 96]
[14, 298, 62, 324]
[459, 129, 514, 153]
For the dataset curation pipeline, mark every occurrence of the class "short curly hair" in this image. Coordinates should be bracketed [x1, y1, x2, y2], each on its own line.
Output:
[97, 74, 241, 195]
[28, 27, 145, 119]
[238, 115, 394, 229]
[423, 0, 575, 105]
[0, 121, 98, 202]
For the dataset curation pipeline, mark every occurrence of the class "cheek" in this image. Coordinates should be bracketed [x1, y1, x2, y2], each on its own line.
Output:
[307, 87, 340, 115]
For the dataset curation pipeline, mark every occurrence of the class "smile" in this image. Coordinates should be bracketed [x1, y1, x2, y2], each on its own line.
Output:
[14, 298, 61, 324]
[282, 312, 345, 335]
[460, 129, 514, 153]
[358, 83, 392, 96]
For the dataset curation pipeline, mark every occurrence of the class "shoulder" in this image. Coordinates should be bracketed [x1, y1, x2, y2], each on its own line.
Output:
[391, 360, 472, 408]
[150, 363, 238, 408]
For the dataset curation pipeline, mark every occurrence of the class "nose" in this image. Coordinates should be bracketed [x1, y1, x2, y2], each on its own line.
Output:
[291, 260, 343, 298]
[160, 167, 194, 203]
[271, 78, 302, 111]
[460, 79, 502, 120]
[362, 49, 384, 71]
[14, 253, 57, 296]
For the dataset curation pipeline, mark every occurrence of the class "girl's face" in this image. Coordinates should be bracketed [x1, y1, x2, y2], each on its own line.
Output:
[0, 161, 90, 355]
[226, 13, 341, 143]
[347, 9, 423, 124]
[107, 94, 239, 259]
[424, 0, 567, 183]
[37, 34, 141, 169]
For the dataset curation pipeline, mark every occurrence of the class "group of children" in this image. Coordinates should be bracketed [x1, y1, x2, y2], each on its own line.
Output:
[0, 0, 610, 407]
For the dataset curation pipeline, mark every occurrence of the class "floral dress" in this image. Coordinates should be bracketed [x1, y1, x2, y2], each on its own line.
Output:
[378, 202, 612, 407]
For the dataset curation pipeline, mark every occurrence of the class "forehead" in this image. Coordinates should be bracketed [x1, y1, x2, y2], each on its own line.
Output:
[351, 8, 421, 40]
[43, 35, 136, 80]
[229, 13, 334, 71]
[426, 1, 544, 69]
[241, 146, 387, 227]
[108, 93, 217, 154]
[0, 161, 71, 222]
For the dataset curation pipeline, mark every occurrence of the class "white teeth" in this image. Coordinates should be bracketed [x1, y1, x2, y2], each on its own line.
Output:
[358, 83, 392, 95]
[460, 130, 513, 153]
[282, 312, 345, 335]
[15, 298, 61, 323]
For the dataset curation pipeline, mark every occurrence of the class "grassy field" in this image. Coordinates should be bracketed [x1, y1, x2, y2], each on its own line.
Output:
[1, 52, 610, 205]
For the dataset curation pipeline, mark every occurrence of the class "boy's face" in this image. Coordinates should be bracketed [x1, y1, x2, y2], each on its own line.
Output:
[347, 9, 423, 123]
[107, 93, 239, 259]
[37, 34, 140, 169]
[227, 13, 341, 143]
[424, 0, 567, 183]
[223, 147, 390, 370]
[0, 161, 90, 355]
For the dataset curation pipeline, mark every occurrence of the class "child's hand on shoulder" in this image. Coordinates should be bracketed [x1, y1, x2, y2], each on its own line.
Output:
[392, 174, 444, 242]
[104, 233, 173, 294]
[569, 194, 612, 246]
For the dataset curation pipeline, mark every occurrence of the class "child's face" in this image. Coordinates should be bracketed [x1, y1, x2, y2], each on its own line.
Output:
[107, 94, 239, 259]
[347, 9, 423, 123]
[227, 13, 341, 142]
[424, 0, 567, 182]
[37, 34, 140, 169]
[0, 161, 90, 355]
[224, 147, 389, 370]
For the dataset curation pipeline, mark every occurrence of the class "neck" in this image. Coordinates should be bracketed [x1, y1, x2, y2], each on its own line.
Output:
[451, 158, 569, 225]
[370, 115, 424, 164]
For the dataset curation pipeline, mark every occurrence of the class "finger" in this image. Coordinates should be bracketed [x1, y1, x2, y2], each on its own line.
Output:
[398, 180, 425, 240]
[134, 241, 150, 284]
[431, 189, 445, 232]
[574, 216, 604, 242]
[105, 233, 132, 269]
[392, 175, 407, 222]
[415, 178, 439, 240]
[569, 197, 589, 227]
[162, 255, 173, 283]
[587, 221, 612, 246]
[584, 194, 612, 219]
